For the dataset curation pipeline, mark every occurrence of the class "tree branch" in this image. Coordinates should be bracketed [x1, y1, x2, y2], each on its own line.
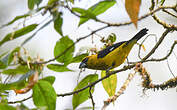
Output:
[136, 63, 177, 91]
[89, 87, 95, 110]
[162, 9, 177, 18]
[8, 96, 32, 104]
[145, 40, 177, 62]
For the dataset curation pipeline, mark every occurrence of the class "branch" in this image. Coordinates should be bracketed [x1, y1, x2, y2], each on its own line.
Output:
[145, 40, 177, 62]
[166, 57, 175, 77]
[162, 9, 177, 18]
[89, 87, 95, 110]
[137, 34, 157, 60]
[8, 96, 32, 104]
[135, 63, 177, 91]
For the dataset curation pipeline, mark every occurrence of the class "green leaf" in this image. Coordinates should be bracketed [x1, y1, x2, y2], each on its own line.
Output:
[34, 0, 43, 6]
[32, 80, 57, 110]
[0, 54, 9, 69]
[78, 0, 116, 26]
[88, 0, 116, 15]
[160, 0, 165, 5]
[0, 80, 26, 92]
[101, 70, 117, 97]
[7, 47, 20, 65]
[0, 103, 16, 110]
[0, 24, 38, 46]
[28, 0, 35, 10]
[47, 64, 72, 72]
[0, 52, 8, 59]
[54, 36, 75, 65]
[0, 47, 20, 69]
[72, 74, 98, 110]
[3, 14, 29, 27]
[72, 7, 97, 20]
[69, 0, 74, 4]
[47, 0, 58, 5]
[28, 0, 43, 10]
[71, 53, 88, 63]
[2, 65, 30, 75]
[53, 12, 63, 36]
[0, 70, 34, 92]
[0, 61, 7, 69]
[18, 103, 31, 110]
[40, 76, 55, 85]
[108, 33, 116, 43]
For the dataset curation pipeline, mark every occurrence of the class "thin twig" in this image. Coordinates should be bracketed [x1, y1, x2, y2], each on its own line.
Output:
[89, 87, 95, 110]
[143, 40, 177, 62]
[8, 96, 32, 104]
[166, 57, 176, 77]
[138, 34, 157, 60]
[162, 9, 177, 18]
[172, 51, 177, 60]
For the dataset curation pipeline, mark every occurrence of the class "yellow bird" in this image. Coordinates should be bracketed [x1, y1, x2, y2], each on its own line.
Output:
[79, 28, 148, 71]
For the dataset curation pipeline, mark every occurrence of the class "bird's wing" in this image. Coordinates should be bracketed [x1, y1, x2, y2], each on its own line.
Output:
[97, 41, 126, 58]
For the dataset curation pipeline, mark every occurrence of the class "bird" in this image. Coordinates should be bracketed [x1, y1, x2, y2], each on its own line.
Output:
[79, 28, 148, 71]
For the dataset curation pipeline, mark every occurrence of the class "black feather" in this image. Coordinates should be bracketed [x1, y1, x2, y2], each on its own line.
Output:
[97, 41, 125, 58]
[128, 28, 148, 42]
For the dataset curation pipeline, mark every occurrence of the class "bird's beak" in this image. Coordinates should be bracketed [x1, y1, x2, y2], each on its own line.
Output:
[79, 62, 87, 69]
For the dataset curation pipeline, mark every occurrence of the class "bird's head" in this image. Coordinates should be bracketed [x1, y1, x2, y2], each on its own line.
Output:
[79, 57, 89, 69]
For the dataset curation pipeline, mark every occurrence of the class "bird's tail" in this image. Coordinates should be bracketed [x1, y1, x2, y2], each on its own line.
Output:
[129, 28, 148, 42]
